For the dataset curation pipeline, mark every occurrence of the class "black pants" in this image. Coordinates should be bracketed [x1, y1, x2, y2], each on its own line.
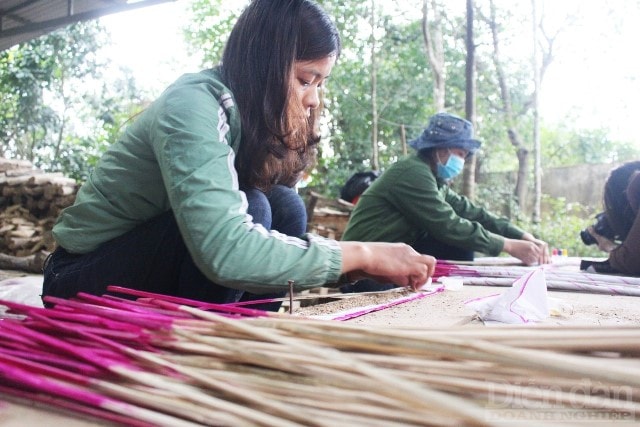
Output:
[412, 236, 474, 262]
[42, 185, 306, 311]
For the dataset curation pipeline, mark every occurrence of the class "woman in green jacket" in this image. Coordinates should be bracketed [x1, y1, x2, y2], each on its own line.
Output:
[341, 113, 548, 291]
[42, 0, 435, 310]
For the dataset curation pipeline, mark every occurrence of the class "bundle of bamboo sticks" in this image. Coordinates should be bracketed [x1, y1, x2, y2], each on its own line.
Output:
[434, 261, 640, 296]
[0, 286, 638, 426]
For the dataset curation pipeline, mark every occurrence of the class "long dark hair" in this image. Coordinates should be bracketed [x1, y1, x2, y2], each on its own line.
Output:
[220, 0, 341, 191]
[604, 160, 640, 240]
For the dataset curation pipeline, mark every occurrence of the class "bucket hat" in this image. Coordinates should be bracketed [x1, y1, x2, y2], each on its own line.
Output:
[409, 113, 481, 156]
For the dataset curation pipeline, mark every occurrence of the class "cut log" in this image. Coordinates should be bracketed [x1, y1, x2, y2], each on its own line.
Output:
[0, 158, 77, 259]
[0, 252, 47, 274]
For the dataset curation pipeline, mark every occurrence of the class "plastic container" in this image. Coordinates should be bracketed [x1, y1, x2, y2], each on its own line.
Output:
[439, 277, 464, 291]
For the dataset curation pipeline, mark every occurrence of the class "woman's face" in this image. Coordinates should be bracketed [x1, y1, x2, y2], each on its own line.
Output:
[291, 55, 336, 118]
[437, 147, 468, 163]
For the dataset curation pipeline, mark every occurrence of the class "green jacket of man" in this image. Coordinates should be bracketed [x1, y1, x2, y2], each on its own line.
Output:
[342, 153, 525, 256]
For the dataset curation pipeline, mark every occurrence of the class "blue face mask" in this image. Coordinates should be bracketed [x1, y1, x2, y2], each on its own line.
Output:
[437, 153, 465, 180]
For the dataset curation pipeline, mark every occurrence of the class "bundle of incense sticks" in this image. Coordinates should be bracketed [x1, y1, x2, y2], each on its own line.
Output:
[1, 287, 639, 426]
[435, 261, 640, 296]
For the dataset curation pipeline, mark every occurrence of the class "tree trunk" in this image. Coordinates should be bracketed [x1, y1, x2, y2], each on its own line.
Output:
[510, 129, 530, 208]
[483, 0, 561, 217]
[462, 0, 476, 200]
[531, 0, 542, 223]
[422, 0, 445, 111]
[0, 252, 47, 274]
[487, 0, 529, 213]
[370, 0, 380, 171]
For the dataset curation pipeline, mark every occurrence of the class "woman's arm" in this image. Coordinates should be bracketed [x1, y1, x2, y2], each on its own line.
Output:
[339, 241, 436, 291]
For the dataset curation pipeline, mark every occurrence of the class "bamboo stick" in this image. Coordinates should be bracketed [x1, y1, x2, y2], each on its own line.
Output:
[2, 289, 639, 426]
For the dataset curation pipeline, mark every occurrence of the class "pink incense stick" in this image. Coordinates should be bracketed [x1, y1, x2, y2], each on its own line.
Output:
[0, 347, 104, 376]
[0, 361, 192, 427]
[0, 383, 154, 427]
[107, 285, 274, 318]
[43, 295, 175, 330]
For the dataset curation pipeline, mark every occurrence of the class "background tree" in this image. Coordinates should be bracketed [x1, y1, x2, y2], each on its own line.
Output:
[541, 125, 637, 167]
[531, 0, 542, 223]
[476, 0, 567, 219]
[462, 0, 477, 200]
[182, 1, 469, 197]
[482, 0, 530, 211]
[0, 21, 145, 181]
[0, 22, 106, 164]
[180, 0, 638, 213]
[369, 0, 380, 171]
[422, 0, 446, 112]
[184, 0, 240, 66]
[319, 1, 469, 196]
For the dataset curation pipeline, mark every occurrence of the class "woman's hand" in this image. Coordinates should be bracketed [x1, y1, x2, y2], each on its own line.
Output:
[503, 234, 549, 266]
[521, 232, 551, 264]
[340, 241, 436, 291]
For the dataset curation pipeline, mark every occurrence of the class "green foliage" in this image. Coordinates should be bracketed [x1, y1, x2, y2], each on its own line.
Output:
[473, 178, 521, 219]
[475, 179, 605, 258]
[180, 0, 634, 207]
[51, 99, 146, 182]
[540, 120, 640, 167]
[0, 21, 108, 162]
[313, 1, 469, 196]
[183, 0, 243, 67]
[516, 195, 605, 258]
[0, 20, 148, 181]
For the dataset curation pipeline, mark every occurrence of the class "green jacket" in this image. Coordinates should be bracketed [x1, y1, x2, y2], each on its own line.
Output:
[53, 68, 343, 293]
[342, 154, 525, 256]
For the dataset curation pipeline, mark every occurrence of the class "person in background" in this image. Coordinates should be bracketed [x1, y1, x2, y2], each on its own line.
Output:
[42, 0, 435, 310]
[340, 171, 380, 204]
[341, 112, 549, 292]
[581, 161, 640, 276]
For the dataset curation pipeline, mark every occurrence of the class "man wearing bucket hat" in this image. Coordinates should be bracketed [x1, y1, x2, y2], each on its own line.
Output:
[341, 113, 549, 291]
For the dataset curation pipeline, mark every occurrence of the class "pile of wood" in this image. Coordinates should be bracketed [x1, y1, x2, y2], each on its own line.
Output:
[0, 158, 78, 269]
[305, 190, 354, 240]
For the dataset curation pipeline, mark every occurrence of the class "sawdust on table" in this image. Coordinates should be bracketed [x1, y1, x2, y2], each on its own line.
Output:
[293, 288, 412, 317]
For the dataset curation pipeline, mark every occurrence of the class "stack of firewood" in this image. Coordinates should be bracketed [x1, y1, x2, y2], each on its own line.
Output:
[304, 190, 354, 240]
[0, 158, 78, 266]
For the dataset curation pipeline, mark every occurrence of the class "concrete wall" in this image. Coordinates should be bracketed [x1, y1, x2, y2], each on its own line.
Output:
[478, 162, 622, 216]
[541, 162, 620, 210]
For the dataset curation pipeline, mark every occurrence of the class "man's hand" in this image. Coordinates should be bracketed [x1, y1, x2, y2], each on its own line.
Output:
[503, 232, 550, 266]
[587, 226, 618, 253]
[503, 239, 544, 265]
